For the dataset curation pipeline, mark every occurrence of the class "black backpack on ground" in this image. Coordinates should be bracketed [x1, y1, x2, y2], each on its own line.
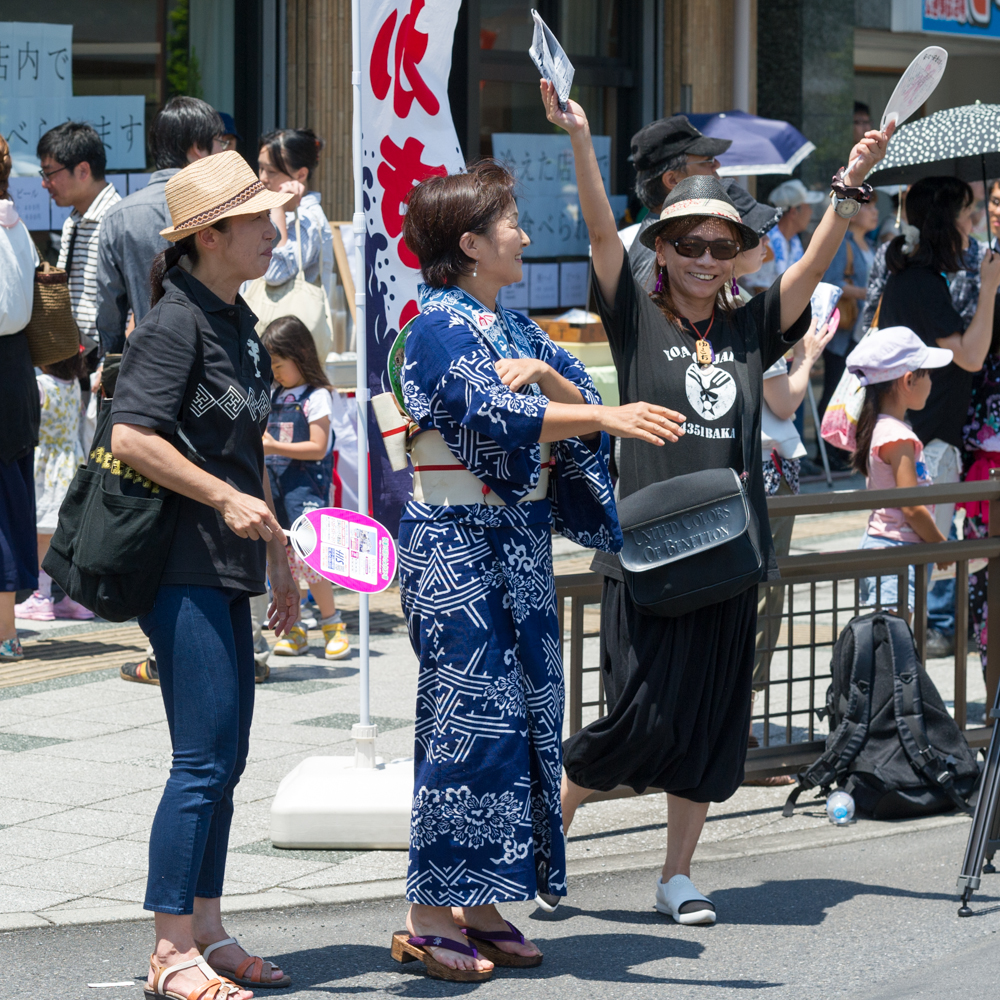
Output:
[783, 611, 981, 820]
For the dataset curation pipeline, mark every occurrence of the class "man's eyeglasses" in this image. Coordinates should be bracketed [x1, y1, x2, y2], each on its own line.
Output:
[38, 164, 68, 181]
[668, 237, 741, 260]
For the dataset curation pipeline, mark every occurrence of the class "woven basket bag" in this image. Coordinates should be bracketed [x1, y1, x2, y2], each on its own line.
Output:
[22, 261, 81, 366]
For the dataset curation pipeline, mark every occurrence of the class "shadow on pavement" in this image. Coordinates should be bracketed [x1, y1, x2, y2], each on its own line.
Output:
[267, 933, 787, 992]
[536, 878, 1000, 928]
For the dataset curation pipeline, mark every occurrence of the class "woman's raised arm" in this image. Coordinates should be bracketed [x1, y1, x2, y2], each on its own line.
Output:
[540, 81, 623, 305]
[779, 123, 894, 331]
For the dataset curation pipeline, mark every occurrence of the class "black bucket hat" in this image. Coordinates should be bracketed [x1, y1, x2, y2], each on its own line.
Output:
[638, 175, 760, 252]
[722, 177, 784, 236]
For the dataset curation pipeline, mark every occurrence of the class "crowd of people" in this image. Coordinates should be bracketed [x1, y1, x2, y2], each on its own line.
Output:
[0, 76, 997, 992]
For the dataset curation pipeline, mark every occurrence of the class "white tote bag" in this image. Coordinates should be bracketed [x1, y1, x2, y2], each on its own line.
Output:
[243, 212, 333, 360]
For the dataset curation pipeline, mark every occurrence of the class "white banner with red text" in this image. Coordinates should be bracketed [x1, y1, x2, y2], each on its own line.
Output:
[362, 0, 465, 533]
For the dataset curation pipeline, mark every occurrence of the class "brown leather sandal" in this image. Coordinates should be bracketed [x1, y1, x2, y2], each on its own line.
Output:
[390, 930, 493, 981]
[199, 937, 291, 989]
[143, 954, 243, 1000]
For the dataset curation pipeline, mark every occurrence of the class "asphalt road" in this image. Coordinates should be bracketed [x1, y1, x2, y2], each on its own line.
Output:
[3, 823, 999, 999]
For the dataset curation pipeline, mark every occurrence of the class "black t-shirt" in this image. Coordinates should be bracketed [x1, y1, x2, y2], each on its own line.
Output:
[112, 268, 272, 592]
[591, 252, 810, 580]
[878, 265, 968, 448]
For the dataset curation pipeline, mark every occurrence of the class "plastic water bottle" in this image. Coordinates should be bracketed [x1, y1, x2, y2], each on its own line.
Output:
[826, 790, 855, 825]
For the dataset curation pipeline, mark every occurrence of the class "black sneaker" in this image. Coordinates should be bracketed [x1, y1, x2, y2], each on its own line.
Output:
[924, 629, 954, 659]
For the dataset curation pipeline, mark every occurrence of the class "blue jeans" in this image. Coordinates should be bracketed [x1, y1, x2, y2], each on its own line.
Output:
[858, 533, 929, 612]
[139, 585, 255, 914]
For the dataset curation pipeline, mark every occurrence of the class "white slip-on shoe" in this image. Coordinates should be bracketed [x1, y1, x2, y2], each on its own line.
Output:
[654, 874, 717, 925]
[534, 891, 561, 912]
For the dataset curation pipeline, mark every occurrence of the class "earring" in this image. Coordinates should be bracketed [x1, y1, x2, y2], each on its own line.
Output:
[654, 270, 664, 293]
[472, 261, 478, 278]
[731, 273, 739, 296]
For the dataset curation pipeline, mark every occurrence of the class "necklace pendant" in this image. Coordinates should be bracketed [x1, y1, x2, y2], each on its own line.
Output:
[696, 339, 714, 366]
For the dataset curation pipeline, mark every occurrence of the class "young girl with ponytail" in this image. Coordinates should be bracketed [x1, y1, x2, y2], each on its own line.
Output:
[260, 315, 349, 661]
[846, 327, 954, 611]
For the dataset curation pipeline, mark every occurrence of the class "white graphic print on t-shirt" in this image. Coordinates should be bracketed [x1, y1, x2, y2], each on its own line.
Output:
[685, 364, 736, 421]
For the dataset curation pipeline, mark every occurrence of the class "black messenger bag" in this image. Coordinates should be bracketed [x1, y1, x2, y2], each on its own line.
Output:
[617, 355, 763, 617]
[43, 326, 203, 622]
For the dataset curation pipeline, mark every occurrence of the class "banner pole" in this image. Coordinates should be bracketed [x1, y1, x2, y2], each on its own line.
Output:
[351, 0, 370, 735]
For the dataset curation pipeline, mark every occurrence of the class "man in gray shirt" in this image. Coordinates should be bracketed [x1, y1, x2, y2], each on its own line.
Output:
[95, 96, 224, 356]
[626, 116, 730, 290]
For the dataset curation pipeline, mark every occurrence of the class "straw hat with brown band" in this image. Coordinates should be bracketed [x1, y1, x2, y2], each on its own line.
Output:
[159, 150, 294, 242]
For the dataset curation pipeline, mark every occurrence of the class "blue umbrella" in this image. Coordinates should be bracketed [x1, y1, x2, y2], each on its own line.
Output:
[686, 110, 815, 176]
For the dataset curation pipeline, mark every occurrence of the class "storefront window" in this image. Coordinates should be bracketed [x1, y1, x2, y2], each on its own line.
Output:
[472, 0, 634, 190]
[0, 2, 162, 129]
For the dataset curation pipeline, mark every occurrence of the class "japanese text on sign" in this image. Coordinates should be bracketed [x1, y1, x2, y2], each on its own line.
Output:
[491, 132, 611, 259]
[0, 22, 71, 99]
[0, 23, 146, 171]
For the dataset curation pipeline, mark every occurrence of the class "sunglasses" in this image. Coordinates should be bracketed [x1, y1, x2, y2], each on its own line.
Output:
[668, 237, 741, 261]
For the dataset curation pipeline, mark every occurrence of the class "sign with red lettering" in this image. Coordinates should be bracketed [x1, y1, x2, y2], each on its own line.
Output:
[362, 0, 465, 534]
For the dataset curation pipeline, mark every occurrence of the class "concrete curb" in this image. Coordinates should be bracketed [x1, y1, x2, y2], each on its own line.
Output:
[1, 813, 970, 933]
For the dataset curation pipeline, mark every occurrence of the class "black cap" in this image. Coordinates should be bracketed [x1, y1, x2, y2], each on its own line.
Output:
[629, 115, 731, 172]
[638, 175, 759, 252]
[722, 177, 783, 236]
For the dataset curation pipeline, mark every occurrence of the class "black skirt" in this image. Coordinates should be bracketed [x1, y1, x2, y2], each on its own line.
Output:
[562, 578, 757, 803]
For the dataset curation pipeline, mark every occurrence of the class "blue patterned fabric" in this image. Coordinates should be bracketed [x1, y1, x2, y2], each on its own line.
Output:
[398, 283, 619, 905]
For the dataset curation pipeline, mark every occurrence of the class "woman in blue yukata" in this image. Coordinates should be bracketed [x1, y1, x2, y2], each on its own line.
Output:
[388, 160, 686, 982]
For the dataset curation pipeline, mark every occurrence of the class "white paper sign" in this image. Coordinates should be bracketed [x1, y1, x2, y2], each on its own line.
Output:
[529, 262, 559, 309]
[492, 132, 611, 258]
[560, 261, 589, 307]
[106, 173, 128, 198]
[0, 94, 146, 172]
[0, 23, 72, 99]
[7, 175, 48, 230]
[498, 269, 530, 310]
[49, 198, 71, 231]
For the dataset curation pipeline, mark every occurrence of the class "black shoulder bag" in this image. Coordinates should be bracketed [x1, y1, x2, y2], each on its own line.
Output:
[616, 354, 764, 617]
[43, 326, 204, 622]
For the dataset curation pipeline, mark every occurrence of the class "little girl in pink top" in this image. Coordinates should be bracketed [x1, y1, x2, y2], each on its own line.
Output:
[846, 327, 954, 611]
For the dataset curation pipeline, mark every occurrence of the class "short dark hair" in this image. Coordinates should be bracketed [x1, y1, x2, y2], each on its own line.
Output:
[634, 151, 689, 211]
[854, 101, 871, 117]
[259, 128, 323, 180]
[402, 159, 516, 288]
[37, 122, 106, 180]
[148, 96, 223, 170]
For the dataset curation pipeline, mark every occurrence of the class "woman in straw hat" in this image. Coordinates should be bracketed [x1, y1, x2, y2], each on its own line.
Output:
[110, 151, 300, 998]
[541, 81, 892, 924]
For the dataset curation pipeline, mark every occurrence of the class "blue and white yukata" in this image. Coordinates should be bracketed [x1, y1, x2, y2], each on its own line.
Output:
[398, 283, 621, 906]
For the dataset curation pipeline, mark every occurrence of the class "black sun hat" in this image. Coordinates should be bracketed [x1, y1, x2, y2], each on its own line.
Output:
[629, 115, 732, 172]
[638, 175, 760, 252]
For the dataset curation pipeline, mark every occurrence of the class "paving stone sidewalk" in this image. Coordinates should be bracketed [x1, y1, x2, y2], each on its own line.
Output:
[1, 625, 977, 934]
[0, 507, 984, 932]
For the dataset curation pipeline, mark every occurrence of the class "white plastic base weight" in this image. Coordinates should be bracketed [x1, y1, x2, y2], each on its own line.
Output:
[269, 755, 413, 850]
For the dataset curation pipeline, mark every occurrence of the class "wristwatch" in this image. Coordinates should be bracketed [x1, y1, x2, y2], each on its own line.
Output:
[831, 192, 862, 219]
[830, 166, 873, 219]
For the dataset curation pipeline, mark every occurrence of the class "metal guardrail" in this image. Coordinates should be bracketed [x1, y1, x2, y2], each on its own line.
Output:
[557, 475, 1000, 785]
